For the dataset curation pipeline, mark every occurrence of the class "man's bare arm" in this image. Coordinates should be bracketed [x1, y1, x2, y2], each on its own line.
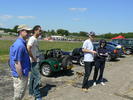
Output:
[15, 61, 22, 78]
[82, 48, 97, 54]
[27, 45, 37, 62]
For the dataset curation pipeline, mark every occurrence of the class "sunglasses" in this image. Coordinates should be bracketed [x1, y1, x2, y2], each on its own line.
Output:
[39, 30, 42, 34]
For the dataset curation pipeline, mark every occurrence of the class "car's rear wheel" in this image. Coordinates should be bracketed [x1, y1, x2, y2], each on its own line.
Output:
[79, 57, 84, 66]
[125, 49, 131, 55]
[62, 56, 73, 70]
[41, 63, 52, 76]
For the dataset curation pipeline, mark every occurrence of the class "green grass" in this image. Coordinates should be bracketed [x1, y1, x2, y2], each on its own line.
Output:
[0, 40, 14, 55]
[39, 41, 82, 51]
[0, 55, 9, 63]
[0, 40, 13, 63]
[0, 40, 82, 63]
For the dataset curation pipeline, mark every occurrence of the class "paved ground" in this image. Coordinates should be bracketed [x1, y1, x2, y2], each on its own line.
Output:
[0, 55, 133, 100]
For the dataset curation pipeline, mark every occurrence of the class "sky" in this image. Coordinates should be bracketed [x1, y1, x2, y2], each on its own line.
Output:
[0, 0, 133, 34]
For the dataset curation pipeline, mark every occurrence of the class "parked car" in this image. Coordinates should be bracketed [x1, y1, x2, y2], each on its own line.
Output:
[70, 48, 84, 66]
[69, 42, 120, 66]
[39, 49, 73, 76]
[112, 39, 133, 54]
[107, 42, 125, 57]
[93, 42, 119, 61]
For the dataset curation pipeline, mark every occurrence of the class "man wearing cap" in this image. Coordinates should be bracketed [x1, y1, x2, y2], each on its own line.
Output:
[82, 32, 97, 91]
[9, 25, 31, 100]
[27, 25, 42, 100]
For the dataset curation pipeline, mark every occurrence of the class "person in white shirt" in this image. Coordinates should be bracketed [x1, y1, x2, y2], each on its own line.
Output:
[82, 32, 97, 91]
[27, 25, 42, 100]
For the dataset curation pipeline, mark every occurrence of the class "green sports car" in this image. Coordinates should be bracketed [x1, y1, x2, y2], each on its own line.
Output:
[39, 49, 73, 77]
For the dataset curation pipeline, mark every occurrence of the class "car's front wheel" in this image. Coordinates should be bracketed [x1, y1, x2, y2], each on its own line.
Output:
[106, 54, 112, 61]
[79, 57, 84, 66]
[40, 63, 52, 77]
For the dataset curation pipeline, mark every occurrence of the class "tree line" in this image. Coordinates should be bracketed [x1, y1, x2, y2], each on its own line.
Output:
[0, 25, 133, 39]
[97, 32, 133, 39]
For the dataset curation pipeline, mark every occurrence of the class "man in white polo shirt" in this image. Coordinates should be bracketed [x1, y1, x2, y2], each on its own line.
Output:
[82, 32, 97, 91]
[27, 25, 42, 100]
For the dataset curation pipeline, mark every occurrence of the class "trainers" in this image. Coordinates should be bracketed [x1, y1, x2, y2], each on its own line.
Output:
[93, 82, 96, 86]
[100, 82, 105, 86]
[36, 97, 42, 100]
[82, 88, 88, 92]
[39, 83, 43, 87]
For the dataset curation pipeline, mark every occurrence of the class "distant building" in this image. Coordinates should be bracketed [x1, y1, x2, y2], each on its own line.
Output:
[51, 35, 66, 40]
[0, 30, 4, 34]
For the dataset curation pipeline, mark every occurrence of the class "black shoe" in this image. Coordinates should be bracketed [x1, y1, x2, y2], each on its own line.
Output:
[39, 83, 42, 87]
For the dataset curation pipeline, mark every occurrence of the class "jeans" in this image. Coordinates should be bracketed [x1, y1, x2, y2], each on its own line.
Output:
[82, 62, 94, 89]
[93, 61, 105, 82]
[29, 62, 41, 98]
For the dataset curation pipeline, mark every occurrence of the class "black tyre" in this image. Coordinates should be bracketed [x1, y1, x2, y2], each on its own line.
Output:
[62, 56, 73, 70]
[106, 54, 112, 61]
[79, 57, 84, 66]
[125, 49, 131, 55]
[40, 63, 52, 76]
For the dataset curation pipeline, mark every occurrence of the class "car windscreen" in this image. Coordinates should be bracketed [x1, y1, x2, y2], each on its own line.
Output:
[112, 39, 130, 45]
[122, 40, 128, 45]
[93, 43, 115, 51]
[105, 44, 116, 51]
[127, 40, 133, 45]
[112, 39, 123, 45]
[107, 43, 116, 48]
[107, 42, 117, 46]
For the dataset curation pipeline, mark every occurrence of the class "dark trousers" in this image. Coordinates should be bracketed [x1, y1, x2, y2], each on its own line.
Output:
[82, 62, 93, 89]
[93, 61, 105, 82]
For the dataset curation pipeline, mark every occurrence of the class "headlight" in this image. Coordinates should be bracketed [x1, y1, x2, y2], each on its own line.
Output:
[116, 45, 121, 48]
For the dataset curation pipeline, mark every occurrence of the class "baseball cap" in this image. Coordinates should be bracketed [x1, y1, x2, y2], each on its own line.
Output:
[88, 31, 96, 36]
[99, 39, 106, 44]
[99, 39, 107, 46]
[17, 25, 31, 32]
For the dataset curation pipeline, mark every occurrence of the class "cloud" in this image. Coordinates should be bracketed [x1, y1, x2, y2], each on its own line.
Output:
[0, 15, 13, 19]
[69, 8, 88, 12]
[73, 18, 80, 21]
[0, 15, 36, 21]
[17, 16, 35, 19]
[0, 23, 4, 27]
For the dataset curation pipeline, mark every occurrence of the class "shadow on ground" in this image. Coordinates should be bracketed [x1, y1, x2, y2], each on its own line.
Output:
[73, 78, 108, 89]
[40, 84, 56, 97]
[119, 55, 126, 58]
[110, 59, 120, 62]
[49, 70, 74, 78]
